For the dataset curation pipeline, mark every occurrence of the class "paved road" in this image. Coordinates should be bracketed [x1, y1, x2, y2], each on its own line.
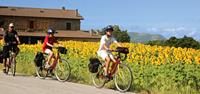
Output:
[0, 73, 135, 94]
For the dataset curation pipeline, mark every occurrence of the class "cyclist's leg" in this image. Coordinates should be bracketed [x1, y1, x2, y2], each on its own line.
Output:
[2, 46, 9, 72]
[44, 49, 54, 67]
[51, 54, 57, 69]
[105, 56, 111, 75]
[97, 50, 110, 76]
[109, 53, 118, 75]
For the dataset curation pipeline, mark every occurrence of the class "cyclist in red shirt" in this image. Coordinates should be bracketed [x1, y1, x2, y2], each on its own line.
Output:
[42, 28, 58, 69]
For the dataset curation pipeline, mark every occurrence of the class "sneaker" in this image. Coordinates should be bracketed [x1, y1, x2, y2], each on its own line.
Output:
[49, 68, 54, 76]
[108, 73, 113, 80]
[104, 74, 111, 82]
[3, 69, 6, 74]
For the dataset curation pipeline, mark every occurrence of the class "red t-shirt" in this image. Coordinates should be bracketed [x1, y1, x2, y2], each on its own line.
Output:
[42, 35, 58, 52]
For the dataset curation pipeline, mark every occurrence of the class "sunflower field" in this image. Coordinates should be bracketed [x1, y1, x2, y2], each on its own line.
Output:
[0, 40, 200, 93]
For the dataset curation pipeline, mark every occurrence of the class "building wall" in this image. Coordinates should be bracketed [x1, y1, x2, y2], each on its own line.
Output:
[18, 36, 100, 44]
[1, 16, 81, 31]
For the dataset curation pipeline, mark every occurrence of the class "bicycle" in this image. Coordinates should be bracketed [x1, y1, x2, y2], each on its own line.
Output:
[4, 42, 19, 76]
[90, 47, 133, 92]
[34, 46, 71, 82]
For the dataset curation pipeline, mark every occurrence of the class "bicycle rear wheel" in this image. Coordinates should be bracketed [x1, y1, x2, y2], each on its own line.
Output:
[114, 63, 133, 92]
[55, 59, 71, 82]
[91, 64, 106, 88]
[35, 61, 46, 79]
[10, 57, 16, 76]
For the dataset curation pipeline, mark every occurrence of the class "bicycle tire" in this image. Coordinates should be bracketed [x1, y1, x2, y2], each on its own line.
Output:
[11, 57, 16, 76]
[114, 63, 133, 92]
[91, 64, 106, 88]
[35, 61, 46, 79]
[55, 59, 71, 82]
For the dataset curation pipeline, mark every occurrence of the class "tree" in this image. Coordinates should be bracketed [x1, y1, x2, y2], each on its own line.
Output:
[103, 25, 130, 42]
[165, 36, 178, 47]
[176, 36, 200, 49]
[146, 36, 200, 49]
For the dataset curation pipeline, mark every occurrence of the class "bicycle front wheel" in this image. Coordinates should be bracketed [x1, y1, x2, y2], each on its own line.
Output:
[91, 64, 106, 88]
[11, 57, 16, 76]
[114, 63, 133, 92]
[55, 59, 71, 82]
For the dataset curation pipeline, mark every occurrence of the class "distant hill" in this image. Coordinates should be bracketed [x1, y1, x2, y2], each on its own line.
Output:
[128, 32, 166, 43]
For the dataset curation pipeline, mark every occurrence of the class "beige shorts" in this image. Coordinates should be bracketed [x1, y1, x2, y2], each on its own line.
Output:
[44, 49, 52, 54]
[97, 50, 115, 61]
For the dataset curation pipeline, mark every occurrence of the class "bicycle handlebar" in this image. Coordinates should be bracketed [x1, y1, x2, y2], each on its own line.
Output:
[109, 47, 129, 61]
[53, 46, 67, 54]
[4, 42, 19, 46]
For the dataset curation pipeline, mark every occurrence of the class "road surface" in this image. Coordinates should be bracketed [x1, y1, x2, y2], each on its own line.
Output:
[0, 72, 135, 94]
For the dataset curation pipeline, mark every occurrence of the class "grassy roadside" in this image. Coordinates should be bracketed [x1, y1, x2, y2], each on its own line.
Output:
[0, 42, 200, 94]
[1, 55, 200, 94]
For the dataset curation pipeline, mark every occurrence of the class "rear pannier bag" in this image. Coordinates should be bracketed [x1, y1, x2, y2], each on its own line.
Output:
[34, 52, 44, 67]
[88, 58, 101, 73]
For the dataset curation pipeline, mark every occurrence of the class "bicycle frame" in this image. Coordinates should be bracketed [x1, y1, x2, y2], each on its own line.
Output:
[103, 50, 128, 78]
[5, 47, 17, 76]
[45, 48, 61, 70]
[108, 56, 121, 77]
[9, 51, 15, 63]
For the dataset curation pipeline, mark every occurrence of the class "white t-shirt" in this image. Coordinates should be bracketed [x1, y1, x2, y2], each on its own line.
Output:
[98, 35, 117, 51]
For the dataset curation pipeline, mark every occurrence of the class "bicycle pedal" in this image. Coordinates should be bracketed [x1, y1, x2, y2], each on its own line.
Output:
[105, 78, 111, 83]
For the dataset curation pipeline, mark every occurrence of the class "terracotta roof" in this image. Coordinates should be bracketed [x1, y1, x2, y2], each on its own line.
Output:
[0, 6, 83, 20]
[0, 30, 100, 39]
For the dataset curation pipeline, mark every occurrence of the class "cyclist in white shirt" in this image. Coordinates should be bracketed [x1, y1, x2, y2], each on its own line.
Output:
[97, 25, 121, 79]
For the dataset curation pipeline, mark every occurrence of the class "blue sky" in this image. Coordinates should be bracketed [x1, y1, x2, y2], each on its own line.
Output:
[1, 0, 200, 39]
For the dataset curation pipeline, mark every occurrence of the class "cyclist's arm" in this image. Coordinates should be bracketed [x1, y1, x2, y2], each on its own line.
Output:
[15, 35, 20, 44]
[115, 42, 122, 47]
[53, 38, 64, 47]
[46, 42, 54, 48]
[14, 31, 20, 44]
[103, 43, 110, 50]
[113, 38, 122, 47]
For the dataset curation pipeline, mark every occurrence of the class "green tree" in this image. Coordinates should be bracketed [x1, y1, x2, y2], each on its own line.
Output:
[146, 36, 200, 49]
[165, 36, 179, 47]
[176, 36, 200, 49]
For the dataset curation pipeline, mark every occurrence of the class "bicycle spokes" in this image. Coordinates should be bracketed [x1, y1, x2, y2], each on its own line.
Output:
[55, 59, 71, 82]
[114, 64, 132, 92]
[91, 64, 106, 88]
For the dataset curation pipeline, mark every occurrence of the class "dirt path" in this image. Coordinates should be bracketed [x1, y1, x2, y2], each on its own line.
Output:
[0, 73, 135, 94]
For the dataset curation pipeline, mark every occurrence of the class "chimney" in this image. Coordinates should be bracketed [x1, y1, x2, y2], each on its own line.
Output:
[76, 9, 78, 16]
[89, 29, 93, 36]
[62, 6, 65, 10]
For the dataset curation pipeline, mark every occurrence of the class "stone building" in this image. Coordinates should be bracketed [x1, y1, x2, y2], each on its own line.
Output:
[0, 6, 100, 43]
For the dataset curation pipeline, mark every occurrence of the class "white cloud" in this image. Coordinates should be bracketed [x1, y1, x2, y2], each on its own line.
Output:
[130, 26, 200, 40]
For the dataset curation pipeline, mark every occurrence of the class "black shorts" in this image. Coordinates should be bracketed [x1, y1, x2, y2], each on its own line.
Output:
[3, 45, 20, 58]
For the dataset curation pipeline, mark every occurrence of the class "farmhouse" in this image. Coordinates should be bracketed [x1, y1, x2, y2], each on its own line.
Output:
[0, 6, 100, 43]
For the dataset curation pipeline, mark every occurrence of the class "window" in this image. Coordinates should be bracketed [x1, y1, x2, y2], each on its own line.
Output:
[29, 21, 34, 29]
[66, 22, 71, 30]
